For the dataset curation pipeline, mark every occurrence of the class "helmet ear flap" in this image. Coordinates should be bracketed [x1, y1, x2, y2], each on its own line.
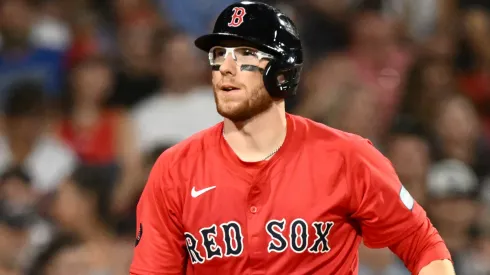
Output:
[263, 57, 302, 98]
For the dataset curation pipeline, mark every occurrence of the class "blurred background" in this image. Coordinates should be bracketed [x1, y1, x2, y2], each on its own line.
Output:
[0, 0, 489, 274]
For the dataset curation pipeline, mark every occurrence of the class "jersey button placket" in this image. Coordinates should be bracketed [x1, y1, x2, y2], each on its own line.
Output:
[248, 185, 261, 216]
[247, 184, 264, 273]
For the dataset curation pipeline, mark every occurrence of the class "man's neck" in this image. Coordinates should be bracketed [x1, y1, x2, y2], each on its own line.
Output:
[223, 102, 287, 162]
[72, 103, 100, 126]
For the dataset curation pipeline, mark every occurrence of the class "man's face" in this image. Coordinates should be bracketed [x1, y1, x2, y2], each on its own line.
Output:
[161, 34, 204, 85]
[211, 43, 274, 122]
[5, 115, 44, 144]
[435, 96, 479, 146]
[386, 135, 430, 205]
[430, 197, 479, 227]
[0, 0, 32, 47]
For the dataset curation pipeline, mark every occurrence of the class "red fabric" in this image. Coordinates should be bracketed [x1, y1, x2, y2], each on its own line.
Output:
[220, 136, 269, 177]
[130, 114, 450, 275]
[64, 36, 99, 69]
[458, 71, 490, 103]
[58, 110, 119, 164]
[389, 217, 452, 274]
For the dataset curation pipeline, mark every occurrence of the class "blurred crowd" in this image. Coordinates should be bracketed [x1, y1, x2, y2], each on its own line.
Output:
[0, 0, 489, 274]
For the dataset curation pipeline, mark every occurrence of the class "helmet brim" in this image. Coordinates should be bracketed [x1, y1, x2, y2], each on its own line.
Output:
[194, 33, 281, 55]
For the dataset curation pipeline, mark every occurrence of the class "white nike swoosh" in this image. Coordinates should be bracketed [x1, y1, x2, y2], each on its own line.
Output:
[191, 186, 216, 198]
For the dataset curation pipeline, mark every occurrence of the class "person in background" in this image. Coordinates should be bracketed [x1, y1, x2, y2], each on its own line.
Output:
[29, 0, 72, 51]
[294, 0, 350, 61]
[0, 167, 35, 275]
[401, 50, 458, 132]
[431, 94, 490, 182]
[0, 166, 54, 275]
[131, 31, 222, 153]
[385, 116, 431, 206]
[294, 8, 412, 144]
[156, 0, 237, 37]
[323, 85, 379, 145]
[458, 207, 490, 275]
[0, 82, 77, 195]
[358, 244, 409, 275]
[426, 159, 482, 270]
[55, 56, 142, 215]
[346, 8, 412, 139]
[456, 4, 490, 141]
[293, 55, 374, 131]
[49, 165, 133, 275]
[106, 8, 161, 108]
[27, 234, 82, 275]
[116, 143, 174, 238]
[0, 0, 65, 110]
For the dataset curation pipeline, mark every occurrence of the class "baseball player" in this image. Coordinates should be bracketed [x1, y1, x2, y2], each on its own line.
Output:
[130, 2, 454, 274]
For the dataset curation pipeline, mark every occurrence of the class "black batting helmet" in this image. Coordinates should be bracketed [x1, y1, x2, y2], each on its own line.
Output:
[195, 1, 303, 98]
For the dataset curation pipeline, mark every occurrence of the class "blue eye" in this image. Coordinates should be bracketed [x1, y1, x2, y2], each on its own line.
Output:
[216, 50, 226, 57]
[243, 50, 256, 56]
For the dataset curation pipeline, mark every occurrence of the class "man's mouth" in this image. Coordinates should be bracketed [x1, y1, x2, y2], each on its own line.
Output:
[220, 84, 240, 92]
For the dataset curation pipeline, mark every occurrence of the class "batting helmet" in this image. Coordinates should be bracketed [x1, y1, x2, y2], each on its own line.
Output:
[194, 1, 303, 98]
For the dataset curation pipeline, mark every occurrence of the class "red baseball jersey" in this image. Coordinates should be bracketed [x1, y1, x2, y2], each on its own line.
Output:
[130, 114, 450, 275]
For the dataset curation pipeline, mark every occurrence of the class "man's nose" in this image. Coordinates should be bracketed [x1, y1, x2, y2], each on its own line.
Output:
[219, 53, 237, 75]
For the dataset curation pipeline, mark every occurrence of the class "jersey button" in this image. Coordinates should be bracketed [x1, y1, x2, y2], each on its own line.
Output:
[250, 206, 258, 214]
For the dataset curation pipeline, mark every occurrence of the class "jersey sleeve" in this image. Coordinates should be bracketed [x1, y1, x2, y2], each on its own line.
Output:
[130, 153, 187, 274]
[388, 217, 452, 274]
[348, 138, 426, 248]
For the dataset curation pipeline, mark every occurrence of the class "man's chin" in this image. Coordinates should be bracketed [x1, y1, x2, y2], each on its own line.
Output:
[214, 88, 274, 123]
[217, 107, 255, 123]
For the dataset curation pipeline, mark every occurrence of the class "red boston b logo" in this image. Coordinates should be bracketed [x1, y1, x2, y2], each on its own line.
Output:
[228, 7, 246, 27]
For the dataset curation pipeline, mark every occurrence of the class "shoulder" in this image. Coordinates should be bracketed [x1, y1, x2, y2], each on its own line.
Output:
[152, 122, 223, 172]
[293, 114, 371, 151]
[292, 114, 385, 166]
[146, 123, 222, 195]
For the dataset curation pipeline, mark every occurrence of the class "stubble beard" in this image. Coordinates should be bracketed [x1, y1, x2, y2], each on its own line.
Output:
[214, 85, 274, 123]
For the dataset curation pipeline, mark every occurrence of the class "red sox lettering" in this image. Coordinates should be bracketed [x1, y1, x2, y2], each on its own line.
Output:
[228, 7, 246, 27]
[184, 219, 335, 264]
[266, 219, 334, 254]
[185, 221, 244, 264]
